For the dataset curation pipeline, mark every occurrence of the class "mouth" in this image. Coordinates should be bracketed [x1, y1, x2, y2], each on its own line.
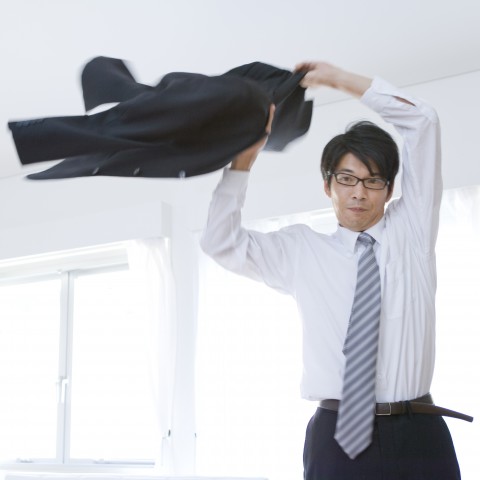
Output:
[348, 207, 367, 213]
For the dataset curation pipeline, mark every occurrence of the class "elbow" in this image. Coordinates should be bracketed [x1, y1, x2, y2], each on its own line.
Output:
[199, 229, 232, 262]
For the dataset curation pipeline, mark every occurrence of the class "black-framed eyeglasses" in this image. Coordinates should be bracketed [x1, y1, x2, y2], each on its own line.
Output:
[329, 172, 389, 190]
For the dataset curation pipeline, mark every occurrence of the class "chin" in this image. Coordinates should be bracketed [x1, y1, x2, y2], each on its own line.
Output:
[341, 218, 365, 232]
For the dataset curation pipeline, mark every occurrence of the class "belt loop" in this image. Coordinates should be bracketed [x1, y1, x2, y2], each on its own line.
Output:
[405, 400, 413, 418]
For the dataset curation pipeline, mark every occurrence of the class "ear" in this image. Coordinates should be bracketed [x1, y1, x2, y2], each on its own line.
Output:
[386, 182, 394, 202]
[324, 179, 332, 198]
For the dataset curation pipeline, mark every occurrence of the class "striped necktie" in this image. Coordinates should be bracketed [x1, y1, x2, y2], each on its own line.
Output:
[334, 232, 381, 459]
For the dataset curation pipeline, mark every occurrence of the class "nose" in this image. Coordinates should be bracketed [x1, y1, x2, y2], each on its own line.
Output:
[351, 181, 368, 199]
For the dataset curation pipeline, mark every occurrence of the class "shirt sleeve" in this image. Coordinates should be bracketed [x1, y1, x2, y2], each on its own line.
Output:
[200, 168, 298, 295]
[361, 77, 442, 255]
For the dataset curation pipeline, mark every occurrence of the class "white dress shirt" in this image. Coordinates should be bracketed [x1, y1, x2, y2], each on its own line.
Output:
[201, 77, 442, 403]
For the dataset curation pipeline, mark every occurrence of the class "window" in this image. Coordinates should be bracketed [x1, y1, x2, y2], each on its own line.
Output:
[195, 210, 338, 480]
[0, 244, 157, 466]
[432, 186, 480, 477]
[196, 258, 311, 479]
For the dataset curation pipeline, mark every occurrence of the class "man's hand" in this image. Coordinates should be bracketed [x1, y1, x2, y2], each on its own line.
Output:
[231, 104, 275, 171]
[295, 61, 343, 89]
[295, 61, 372, 98]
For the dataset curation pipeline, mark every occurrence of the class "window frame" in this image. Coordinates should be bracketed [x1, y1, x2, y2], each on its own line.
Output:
[0, 243, 156, 471]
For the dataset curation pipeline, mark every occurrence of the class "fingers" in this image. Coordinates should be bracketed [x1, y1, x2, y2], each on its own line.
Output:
[294, 61, 318, 73]
[294, 61, 341, 89]
[299, 72, 314, 89]
[265, 104, 275, 135]
[294, 61, 327, 88]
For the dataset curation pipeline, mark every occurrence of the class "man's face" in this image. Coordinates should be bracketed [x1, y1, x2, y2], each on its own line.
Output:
[324, 153, 393, 232]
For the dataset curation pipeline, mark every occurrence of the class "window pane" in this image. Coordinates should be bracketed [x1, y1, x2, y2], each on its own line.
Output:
[0, 277, 61, 460]
[196, 256, 313, 480]
[433, 186, 480, 478]
[69, 268, 156, 461]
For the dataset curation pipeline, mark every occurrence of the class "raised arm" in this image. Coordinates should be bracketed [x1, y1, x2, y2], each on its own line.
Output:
[295, 61, 372, 98]
[361, 78, 442, 253]
[296, 61, 415, 107]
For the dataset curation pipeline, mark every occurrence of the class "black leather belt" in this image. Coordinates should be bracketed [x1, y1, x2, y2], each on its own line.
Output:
[319, 393, 473, 422]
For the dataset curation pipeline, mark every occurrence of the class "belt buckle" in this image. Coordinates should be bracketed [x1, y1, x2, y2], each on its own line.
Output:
[376, 402, 392, 416]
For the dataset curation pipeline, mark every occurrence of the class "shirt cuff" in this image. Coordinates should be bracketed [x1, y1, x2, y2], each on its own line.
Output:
[361, 76, 438, 123]
[214, 167, 250, 195]
[361, 76, 415, 112]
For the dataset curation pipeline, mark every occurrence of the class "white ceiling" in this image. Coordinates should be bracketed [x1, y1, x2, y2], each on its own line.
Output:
[1, 0, 479, 180]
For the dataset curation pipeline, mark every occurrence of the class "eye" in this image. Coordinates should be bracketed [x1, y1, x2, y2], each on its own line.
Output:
[336, 174, 356, 184]
[365, 178, 386, 187]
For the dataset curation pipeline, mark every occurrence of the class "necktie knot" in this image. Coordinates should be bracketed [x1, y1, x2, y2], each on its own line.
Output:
[357, 232, 375, 247]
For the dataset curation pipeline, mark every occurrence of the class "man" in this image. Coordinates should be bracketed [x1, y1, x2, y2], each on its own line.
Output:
[201, 62, 468, 479]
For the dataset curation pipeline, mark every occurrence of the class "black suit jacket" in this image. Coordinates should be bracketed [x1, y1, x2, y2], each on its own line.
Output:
[8, 56, 313, 180]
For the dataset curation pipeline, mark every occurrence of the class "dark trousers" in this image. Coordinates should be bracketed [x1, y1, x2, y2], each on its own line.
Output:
[303, 407, 461, 480]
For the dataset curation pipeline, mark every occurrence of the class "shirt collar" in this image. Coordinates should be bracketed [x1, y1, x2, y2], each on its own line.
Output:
[333, 217, 385, 254]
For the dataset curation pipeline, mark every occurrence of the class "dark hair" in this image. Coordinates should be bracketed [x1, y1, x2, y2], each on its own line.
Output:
[321, 121, 399, 193]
